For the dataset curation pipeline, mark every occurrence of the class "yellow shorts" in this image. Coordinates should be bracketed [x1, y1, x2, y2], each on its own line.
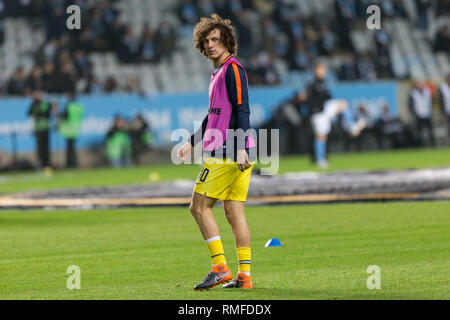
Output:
[193, 157, 254, 202]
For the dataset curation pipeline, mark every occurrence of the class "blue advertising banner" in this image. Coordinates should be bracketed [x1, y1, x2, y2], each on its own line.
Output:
[330, 81, 399, 118]
[0, 87, 295, 153]
[0, 82, 398, 153]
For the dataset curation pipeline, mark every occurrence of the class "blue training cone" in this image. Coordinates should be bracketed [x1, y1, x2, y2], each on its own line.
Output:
[265, 238, 283, 247]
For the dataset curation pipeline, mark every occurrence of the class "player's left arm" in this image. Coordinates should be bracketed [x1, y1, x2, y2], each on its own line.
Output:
[226, 62, 251, 171]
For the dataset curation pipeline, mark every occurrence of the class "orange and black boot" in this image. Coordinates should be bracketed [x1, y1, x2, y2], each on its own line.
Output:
[223, 273, 253, 289]
[194, 264, 233, 290]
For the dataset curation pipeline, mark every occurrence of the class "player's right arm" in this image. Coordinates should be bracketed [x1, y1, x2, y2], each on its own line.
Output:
[178, 115, 208, 160]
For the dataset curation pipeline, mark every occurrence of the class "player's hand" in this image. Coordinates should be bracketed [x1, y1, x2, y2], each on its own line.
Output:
[178, 141, 193, 161]
[237, 149, 251, 172]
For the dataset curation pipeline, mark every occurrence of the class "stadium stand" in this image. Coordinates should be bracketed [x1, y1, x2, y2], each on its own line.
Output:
[0, 0, 448, 97]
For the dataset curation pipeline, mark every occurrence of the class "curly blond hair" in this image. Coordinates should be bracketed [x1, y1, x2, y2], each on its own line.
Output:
[193, 14, 238, 57]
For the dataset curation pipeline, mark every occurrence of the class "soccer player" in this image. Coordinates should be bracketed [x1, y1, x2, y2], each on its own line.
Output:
[177, 14, 255, 290]
[306, 63, 365, 168]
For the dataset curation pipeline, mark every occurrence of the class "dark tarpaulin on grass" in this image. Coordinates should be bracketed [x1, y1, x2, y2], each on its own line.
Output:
[2, 168, 450, 209]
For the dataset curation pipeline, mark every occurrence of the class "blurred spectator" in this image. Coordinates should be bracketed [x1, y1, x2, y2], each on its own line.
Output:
[73, 50, 93, 78]
[234, 10, 254, 59]
[74, 27, 94, 52]
[197, 0, 215, 17]
[84, 74, 104, 95]
[415, 0, 432, 30]
[28, 90, 56, 168]
[353, 105, 384, 150]
[374, 27, 393, 78]
[178, 0, 199, 25]
[285, 14, 304, 44]
[106, 15, 126, 51]
[253, 0, 274, 16]
[154, 21, 177, 60]
[25, 66, 44, 95]
[140, 25, 160, 63]
[122, 75, 141, 93]
[273, 34, 289, 60]
[355, 0, 372, 18]
[104, 75, 119, 93]
[292, 40, 310, 71]
[374, 27, 391, 57]
[317, 25, 338, 56]
[16, 0, 34, 18]
[379, 103, 404, 148]
[55, 62, 76, 94]
[118, 26, 140, 63]
[6, 66, 27, 95]
[380, 0, 407, 18]
[57, 48, 73, 69]
[409, 81, 436, 146]
[41, 61, 58, 93]
[228, 0, 244, 16]
[436, 0, 450, 17]
[247, 54, 266, 85]
[246, 51, 280, 85]
[99, 0, 119, 26]
[272, 0, 295, 27]
[44, 1, 66, 40]
[105, 115, 132, 168]
[0, 1, 4, 46]
[433, 25, 450, 53]
[438, 75, 450, 136]
[0, 76, 6, 96]
[260, 16, 281, 55]
[334, 0, 356, 52]
[381, 0, 396, 17]
[255, 51, 280, 85]
[213, 0, 232, 19]
[129, 114, 153, 164]
[91, 7, 107, 40]
[356, 52, 377, 81]
[338, 52, 358, 81]
[58, 91, 84, 168]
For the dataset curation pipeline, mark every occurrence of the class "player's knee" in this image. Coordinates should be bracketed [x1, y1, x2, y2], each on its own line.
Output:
[224, 207, 240, 223]
[224, 208, 232, 221]
[189, 203, 203, 218]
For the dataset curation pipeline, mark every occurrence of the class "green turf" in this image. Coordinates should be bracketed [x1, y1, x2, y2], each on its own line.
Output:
[1, 147, 450, 194]
[0, 201, 449, 300]
[0, 164, 201, 195]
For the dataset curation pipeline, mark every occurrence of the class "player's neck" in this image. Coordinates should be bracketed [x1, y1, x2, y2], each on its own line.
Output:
[212, 52, 231, 69]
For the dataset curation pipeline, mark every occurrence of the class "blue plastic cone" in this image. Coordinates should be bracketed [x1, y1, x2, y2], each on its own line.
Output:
[265, 238, 283, 247]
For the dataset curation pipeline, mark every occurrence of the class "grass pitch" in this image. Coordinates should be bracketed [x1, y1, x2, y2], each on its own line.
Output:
[0, 201, 449, 300]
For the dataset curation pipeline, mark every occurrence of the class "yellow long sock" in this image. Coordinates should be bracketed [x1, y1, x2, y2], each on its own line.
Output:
[237, 247, 251, 275]
[206, 236, 227, 266]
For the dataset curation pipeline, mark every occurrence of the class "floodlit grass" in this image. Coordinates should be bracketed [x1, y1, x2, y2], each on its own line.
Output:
[1, 147, 450, 194]
[0, 202, 449, 299]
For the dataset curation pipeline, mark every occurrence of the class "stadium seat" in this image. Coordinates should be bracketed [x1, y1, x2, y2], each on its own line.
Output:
[403, 0, 418, 22]
[296, 0, 312, 18]
[390, 43, 408, 78]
